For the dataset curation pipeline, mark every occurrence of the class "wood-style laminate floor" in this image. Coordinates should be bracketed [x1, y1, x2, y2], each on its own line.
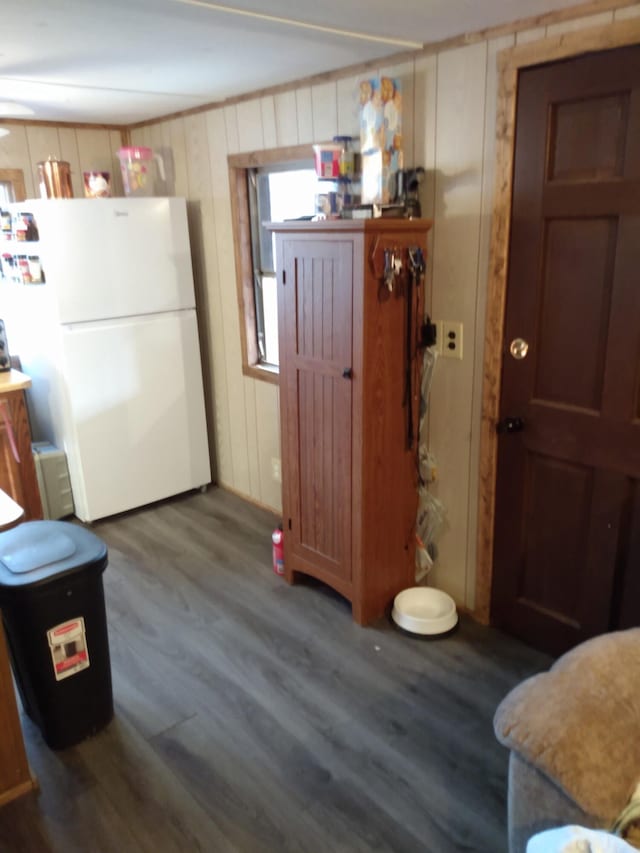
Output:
[0, 488, 551, 853]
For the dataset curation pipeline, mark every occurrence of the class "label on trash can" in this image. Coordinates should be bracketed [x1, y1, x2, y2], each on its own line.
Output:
[47, 617, 90, 681]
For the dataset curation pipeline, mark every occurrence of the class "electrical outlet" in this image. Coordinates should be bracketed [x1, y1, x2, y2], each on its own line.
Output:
[441, 321, 463, 360]
[271, 457, 282, 483]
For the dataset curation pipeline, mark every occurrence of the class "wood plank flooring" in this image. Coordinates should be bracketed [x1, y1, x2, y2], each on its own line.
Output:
[0, 487, 551, 852]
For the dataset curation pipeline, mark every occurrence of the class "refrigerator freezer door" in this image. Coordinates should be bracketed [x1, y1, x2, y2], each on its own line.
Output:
[58, 310, 210, 522]
[27, 198, 196, 324]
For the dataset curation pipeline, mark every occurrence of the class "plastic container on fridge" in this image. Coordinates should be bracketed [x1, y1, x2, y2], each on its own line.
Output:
[117, 146, 165, 197]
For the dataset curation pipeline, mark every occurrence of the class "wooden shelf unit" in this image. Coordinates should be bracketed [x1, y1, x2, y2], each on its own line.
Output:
[270, 219, 432, 624]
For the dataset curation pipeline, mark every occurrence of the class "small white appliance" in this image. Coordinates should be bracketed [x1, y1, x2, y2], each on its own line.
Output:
[2, 197, 211, 522]
[32, 442, 74, 520]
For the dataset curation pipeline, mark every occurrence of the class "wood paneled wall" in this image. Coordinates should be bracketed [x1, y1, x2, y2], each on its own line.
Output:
[1, 5, 632, 613]
[0, 125, 126, 200]
[131, 2, 639, 611]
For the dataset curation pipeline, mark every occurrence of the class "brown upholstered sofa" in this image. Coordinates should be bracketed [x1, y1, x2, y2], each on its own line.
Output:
[494, 628, 640, 853]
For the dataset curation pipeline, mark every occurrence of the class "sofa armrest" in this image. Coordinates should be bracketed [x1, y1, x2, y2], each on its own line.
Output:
[494, 628, 640, 825]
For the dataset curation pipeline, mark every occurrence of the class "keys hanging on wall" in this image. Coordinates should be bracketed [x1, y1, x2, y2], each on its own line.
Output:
[372, 243, 428, 305]
[383, 249, 394, 292]
[382, 248, 404, 294]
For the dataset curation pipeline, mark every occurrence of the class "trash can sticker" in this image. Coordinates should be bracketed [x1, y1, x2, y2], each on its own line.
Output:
[47, 617, 90, 681]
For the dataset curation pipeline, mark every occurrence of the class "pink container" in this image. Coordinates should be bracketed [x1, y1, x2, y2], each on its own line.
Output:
[117, 146, 165, 197]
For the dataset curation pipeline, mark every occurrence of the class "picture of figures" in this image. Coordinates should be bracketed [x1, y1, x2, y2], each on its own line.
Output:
[360, 79, 383, 153]
[359, 76, 403, 204]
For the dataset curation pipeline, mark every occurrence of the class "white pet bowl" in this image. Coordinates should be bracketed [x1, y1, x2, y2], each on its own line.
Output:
[391, 587, 458, 636]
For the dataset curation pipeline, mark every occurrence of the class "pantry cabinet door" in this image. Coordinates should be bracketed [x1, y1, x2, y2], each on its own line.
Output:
[278, 238, 353, 593]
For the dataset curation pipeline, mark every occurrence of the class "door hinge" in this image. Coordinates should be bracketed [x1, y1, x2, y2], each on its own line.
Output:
[288, 518, 292, 530]
[282, 270, 286, 285]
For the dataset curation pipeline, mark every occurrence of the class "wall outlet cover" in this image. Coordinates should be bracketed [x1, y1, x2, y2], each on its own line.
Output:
[441, 321, 463, 360]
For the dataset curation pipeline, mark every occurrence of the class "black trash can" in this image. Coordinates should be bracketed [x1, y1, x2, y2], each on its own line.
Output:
[0, 521, 113, 750]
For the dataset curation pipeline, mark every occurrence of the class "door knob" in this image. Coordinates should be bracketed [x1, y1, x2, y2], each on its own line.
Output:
[342, 367, 353, 379]
[509, 338, 529, 360]
[496, 416, 525, 434]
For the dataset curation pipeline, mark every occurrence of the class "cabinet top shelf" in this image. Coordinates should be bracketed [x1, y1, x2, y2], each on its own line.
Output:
[0, 369, 32, 394]
[266, 218, 433, 235]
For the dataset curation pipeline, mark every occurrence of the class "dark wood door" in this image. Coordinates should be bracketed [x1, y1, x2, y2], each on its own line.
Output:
[491, 46, 640, 655]
[279, 238, 353, 592]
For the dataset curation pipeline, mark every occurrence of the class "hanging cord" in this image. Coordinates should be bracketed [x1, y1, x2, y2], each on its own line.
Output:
[403, 254, 413, 450]
[405, 247, 426, 450]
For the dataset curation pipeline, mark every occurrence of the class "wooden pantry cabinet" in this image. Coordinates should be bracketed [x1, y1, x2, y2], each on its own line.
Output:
[270, 219, 432, 624]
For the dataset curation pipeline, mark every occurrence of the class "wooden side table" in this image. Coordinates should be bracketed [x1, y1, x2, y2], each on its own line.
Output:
[0, 370, 43, 522]
[0, 488, 36, 807]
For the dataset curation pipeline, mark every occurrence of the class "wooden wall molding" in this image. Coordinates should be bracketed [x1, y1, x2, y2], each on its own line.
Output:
[474, 16, 640, 623]
[0, 118, 125, 132]
[128, 0, 640, 129]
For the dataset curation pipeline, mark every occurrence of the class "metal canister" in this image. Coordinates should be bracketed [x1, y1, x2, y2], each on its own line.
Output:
[37, 158, 74, 199]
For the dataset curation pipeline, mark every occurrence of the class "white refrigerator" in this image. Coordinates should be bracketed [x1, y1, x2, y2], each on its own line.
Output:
[1, 197, 211, 522]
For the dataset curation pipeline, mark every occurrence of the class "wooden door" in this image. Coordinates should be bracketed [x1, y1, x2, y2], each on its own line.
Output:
[491, 46, 640, 655]
[279, 238, 354, 594]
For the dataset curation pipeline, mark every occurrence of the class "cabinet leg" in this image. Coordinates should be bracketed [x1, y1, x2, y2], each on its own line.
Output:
[352, 600, 366, 625]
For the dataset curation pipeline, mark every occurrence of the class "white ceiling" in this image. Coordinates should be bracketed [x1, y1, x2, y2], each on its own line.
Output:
[1, 0, 586, 125]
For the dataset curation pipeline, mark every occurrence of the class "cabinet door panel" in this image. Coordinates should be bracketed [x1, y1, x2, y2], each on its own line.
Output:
[281, 240, 353, 585]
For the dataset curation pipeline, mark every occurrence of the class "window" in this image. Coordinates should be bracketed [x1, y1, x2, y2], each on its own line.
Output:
[248, 164, 318, 365]
[229, 145, 317, 383]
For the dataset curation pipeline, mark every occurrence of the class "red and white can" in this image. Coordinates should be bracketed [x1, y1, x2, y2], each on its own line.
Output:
[272, 526, 284, 575]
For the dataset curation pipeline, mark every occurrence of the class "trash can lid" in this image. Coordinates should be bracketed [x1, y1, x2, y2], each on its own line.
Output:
[0, 521, 108, 593]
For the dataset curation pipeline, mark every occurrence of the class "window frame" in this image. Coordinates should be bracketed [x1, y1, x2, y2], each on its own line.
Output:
[0, 169, 27, 203]
[228, 143, 313, 385]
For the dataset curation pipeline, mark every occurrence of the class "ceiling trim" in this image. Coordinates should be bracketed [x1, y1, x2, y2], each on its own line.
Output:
[0, 117, 126, 132]
[172, 0, 424, 48]
[128, 0, 639, 129]
[128, 45, 419, 129]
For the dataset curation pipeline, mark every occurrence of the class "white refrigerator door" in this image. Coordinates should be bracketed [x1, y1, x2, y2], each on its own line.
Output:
[28, 198, 195, 324]
[59, 309, 210, 522]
